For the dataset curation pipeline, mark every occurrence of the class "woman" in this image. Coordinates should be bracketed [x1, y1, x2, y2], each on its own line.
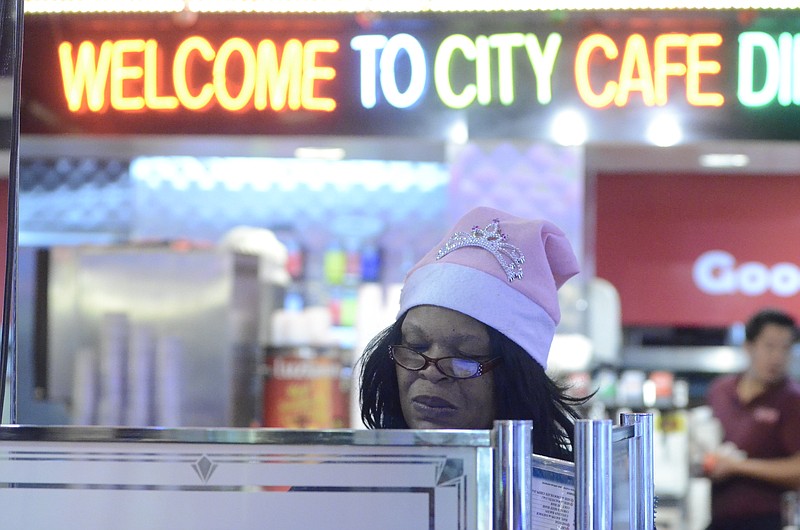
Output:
[359, 206, 588, 461]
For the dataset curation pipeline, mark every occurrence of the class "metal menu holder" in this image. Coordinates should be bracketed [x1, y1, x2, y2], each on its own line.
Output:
[494, 419, 532, 529]
[575, 413, 656, 530]
[0, 416, 654, 529]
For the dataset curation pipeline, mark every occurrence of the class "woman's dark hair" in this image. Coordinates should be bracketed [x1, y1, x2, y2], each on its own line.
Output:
[359, 319, 406, 429]
[358, 311, 590, 461]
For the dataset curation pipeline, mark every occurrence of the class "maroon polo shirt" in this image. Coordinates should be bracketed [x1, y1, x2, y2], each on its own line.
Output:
[706, 374, 800, 520]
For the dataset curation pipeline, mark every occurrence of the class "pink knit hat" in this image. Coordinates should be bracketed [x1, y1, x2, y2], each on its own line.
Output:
[398, 206, 579, 368]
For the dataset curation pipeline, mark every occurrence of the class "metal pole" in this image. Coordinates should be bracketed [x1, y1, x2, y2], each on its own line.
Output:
[575, 418, 613, 530]
[0, 0, 23, 424]
[620, 412, 655, 530]
[492, 419, 532, 530]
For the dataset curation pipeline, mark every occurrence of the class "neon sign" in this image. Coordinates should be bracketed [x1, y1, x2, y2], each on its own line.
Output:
[575, 33, 723, 108]
[350, 33, 427, 109]
[351, 32, 562, 110]
[738, 31, 800, 107]
[59, 36, 339, 112]
[56, 29, 799, 116]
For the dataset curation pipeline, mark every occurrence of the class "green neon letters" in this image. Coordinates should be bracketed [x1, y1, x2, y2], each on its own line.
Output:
[738, 31, 800, 107]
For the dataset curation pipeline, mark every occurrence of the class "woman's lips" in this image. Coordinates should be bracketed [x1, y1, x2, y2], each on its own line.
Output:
[406, 394, 461, 428]
[412, 395, 457, 409]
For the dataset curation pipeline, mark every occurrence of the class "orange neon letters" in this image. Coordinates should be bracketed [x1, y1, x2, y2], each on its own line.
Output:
[59, 37, 340, 113]
[255, 39, 303, 111]
[575, 32, 723, 108]
[110, 39, 146, 111]
[173, 36, 215, 110]
[144, 39, 179, 110]
[686, 33, 724, 106]
[59, 40, 113, 112]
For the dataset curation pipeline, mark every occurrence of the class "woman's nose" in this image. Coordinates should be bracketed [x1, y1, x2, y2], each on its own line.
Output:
[418, 346, 449, 382]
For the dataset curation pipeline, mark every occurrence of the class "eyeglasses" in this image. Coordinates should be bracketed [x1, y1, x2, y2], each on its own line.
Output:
[389, 345, 501, 379]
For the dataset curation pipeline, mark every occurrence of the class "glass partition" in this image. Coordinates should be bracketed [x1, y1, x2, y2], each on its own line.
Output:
[8, 6, 590, 428]
[0, 426, 495, 530]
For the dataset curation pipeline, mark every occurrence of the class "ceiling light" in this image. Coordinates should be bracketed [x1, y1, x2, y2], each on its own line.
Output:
[699, 153, 750, 168]
[550, 109, 588, 147]
[646, 114, 683, 147]
[294, 147, 346, 160]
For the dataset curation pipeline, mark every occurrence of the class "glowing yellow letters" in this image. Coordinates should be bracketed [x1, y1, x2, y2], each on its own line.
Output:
[686, 33, 723, 106]
[575, 34, 617, 108]
[144, 39, 179, 110]
[59, 40, 113, 112]
[59, 37, 339, 113]
[575, 32, 723, 108]
[254, 39, 303, 111]
[173, 36, 215, 110]
[303, 39, 339, 112]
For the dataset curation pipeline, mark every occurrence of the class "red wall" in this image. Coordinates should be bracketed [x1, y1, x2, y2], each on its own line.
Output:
[596, 172, 800, 327]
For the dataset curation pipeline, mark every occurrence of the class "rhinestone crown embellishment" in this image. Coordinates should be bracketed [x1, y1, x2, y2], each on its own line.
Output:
[436, 218, 525, 282]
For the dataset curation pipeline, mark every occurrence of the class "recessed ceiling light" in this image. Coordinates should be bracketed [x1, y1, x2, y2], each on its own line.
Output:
[294, 147, 346, 160]
[699, 153, 750, 168]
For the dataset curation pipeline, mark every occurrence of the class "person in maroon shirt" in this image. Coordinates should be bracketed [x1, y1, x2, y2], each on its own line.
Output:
[705, 308, 800, 530]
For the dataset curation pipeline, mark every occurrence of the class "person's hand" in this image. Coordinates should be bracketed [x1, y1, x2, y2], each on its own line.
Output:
[703, 442, 747, 481]
[705, 453, 741, 481]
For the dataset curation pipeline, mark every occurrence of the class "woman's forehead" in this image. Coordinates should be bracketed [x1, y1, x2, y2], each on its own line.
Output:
[401, 306, 489, 340]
